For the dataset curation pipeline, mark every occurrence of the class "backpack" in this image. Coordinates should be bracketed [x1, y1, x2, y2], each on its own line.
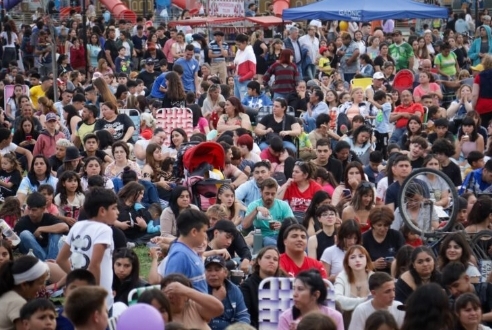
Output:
[21, 37, 33, 55]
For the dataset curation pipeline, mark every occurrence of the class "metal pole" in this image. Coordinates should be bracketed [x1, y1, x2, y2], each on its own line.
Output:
[475, 0, 479, 28]
[81, 0, 88, 74]
[143, 0, 147, 19]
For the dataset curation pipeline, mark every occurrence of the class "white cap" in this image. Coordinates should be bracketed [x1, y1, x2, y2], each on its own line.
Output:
[373, 72, 385, 79]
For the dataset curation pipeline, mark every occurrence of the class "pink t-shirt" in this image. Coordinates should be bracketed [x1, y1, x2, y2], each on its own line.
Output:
[195, 117, 209, 134]
[278, 305, 344, 330]
[412, 82, 441, 100]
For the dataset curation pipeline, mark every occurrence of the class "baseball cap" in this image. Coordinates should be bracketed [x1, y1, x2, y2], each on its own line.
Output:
[204, 255, 226, 268]
[471, 63, 484, 72]
[46, 113, 57, 122]
[147, 42, 156, 50]
[145, 58, 155, 65]
[373, 72, 385, 80]
[213, 219, 238, 234]
[319, 46, 328, 55]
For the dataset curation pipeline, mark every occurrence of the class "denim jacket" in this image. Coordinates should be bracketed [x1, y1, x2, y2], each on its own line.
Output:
[208, 279, 250, 330]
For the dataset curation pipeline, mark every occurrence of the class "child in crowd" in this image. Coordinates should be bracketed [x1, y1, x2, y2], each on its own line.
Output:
[20, 298, 57, 330]
[369, 90, 392, 159]
[64, 286, 109, 330]
[0, 196, 21, 228]
[465, 150, 485, 177]
[296, 118, 315, 161]
[364, 151, 383, 185]
[38, 184, 59, 216]
[56, 269, 97, 330]
[0, 152, 23, 199]
[147, 203, 162, 235]
[54, 171, 85, 227]
[56, 187, 119, 312]
[400, 223, 423, 247]
[115, 46, 132, 74]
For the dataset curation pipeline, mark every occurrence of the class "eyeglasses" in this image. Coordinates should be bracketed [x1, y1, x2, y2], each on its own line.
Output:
[320, 212, 336, 217]
[295, 161, 306, 167]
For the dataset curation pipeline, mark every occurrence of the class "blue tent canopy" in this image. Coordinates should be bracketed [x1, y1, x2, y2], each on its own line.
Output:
[282, 0, 448, 22]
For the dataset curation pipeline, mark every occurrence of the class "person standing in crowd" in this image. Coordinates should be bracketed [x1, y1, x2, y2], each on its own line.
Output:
[337, 32, 360, 83]
[234, 34, 256, 99]
[208, 31, 230, 84]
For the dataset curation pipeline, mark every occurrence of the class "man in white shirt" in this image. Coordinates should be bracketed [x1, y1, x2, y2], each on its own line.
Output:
[299, 25, 319, 80]
[349, 272, 405, 330]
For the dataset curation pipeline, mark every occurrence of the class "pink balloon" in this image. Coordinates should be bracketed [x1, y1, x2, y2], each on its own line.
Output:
[116, 304, 164, 330]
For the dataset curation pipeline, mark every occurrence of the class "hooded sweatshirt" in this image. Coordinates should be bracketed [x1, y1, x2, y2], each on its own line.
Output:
[241, 92, 272, 109]
[468, 25, 492, 65]
[32, 129, 65, 158]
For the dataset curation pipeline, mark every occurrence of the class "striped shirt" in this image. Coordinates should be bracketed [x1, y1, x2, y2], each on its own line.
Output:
[263, 62, 300, 94]
[208, 40, 229, 62]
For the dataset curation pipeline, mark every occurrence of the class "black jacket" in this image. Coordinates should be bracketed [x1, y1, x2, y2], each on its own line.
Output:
[240, 273, 263, 329]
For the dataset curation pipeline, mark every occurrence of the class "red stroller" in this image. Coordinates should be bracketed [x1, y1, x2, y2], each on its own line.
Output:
[182, 142, 230, 210]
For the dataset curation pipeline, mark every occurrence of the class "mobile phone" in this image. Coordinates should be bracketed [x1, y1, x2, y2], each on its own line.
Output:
[385, 257, 395, 263]
[26, 135, 32, 141]
[342, 189, 352, 198]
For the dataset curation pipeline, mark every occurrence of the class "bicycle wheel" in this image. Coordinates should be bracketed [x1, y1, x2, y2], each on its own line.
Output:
[398, 168, 459, 236]
[470, 230, 492, 262]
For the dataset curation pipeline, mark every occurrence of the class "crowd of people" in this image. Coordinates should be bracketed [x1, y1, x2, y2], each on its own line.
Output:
[2, 3, 492, 330]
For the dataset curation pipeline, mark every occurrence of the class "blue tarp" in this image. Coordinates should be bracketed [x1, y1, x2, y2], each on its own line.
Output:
[282, 0, 449, 21]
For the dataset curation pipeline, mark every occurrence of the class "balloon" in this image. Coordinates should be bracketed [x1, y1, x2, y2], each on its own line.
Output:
[339, 21, 348, 31]
[116, 304, 164, 330]
[112, 302, 128, 318]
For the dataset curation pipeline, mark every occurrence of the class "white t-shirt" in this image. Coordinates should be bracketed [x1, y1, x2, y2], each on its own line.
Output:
[1, 32, 18, 48]
[65, 220, 114, 309]
[349, 299, 405, 330]
[0, 142, 18, 155]
[320, 245, 345, 277]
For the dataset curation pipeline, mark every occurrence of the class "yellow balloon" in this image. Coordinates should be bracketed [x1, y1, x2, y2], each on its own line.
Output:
[339, 21, 348, 31]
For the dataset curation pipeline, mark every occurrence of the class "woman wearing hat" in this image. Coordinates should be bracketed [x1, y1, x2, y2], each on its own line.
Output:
[56, 146, 84, 177]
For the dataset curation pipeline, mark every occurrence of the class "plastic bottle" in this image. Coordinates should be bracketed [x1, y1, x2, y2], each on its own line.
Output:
[0, 219, 20, 246]
[27, 249, 35, 257]
[253, 229, 263, 255]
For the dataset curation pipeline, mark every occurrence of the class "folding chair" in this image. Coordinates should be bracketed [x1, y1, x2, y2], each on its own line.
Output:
[350, 78, 373, 90]
[258, 277, 335, 330]
[155, 108, 194, 147]
[127, 285, 161, 306]
[119, 109, 141, 142]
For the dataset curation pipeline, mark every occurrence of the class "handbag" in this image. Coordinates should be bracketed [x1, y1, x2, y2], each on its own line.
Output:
[264, 116, 286, 144]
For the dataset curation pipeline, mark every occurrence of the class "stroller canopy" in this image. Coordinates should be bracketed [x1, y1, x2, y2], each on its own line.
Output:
[183, 142, 226, 174]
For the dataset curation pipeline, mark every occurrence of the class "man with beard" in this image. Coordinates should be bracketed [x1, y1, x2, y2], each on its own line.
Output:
[204, 255, 250, 329]
[206, 220, 252, 284]
[279, 224, 327, 278]
[235, 161, 271, 206]
[243, 178, 294, 246]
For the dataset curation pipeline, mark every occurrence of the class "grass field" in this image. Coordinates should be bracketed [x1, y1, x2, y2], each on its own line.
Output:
[135, 246, 153, 280]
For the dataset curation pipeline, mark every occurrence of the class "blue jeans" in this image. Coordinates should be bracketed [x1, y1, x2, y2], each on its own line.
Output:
[302, 116, 316, 133]
[304, 64, 316, 80]
[263, 235, 278, 247]
[234, 76, 250, 99]
[259, 141, 297, 153]
[390, 127, 406, 145]
[18, 230, 62, 261]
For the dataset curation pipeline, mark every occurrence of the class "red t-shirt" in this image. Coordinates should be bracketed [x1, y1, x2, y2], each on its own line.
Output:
[284, 179, 322, 212]
[260, 148, 280, 163]
[394, 103, 424, 128]
[474, 75, 492, 115]
[280, 253, 327, 278]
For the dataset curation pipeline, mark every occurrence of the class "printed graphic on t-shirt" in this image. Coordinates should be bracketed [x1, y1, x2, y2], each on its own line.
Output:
[70, 235, 92, 269]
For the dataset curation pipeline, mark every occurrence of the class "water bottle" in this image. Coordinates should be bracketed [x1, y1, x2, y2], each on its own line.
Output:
[253, 229, 263, 255]
[27, 249, 35, 257]
[0, 219, 20, 246]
